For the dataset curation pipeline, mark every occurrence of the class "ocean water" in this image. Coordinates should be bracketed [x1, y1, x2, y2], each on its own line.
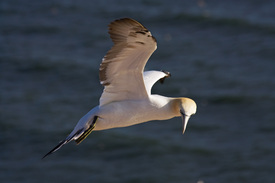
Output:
[1, 0, 275, 182]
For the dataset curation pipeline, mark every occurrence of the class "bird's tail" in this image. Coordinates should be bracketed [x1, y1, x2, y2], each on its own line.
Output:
[42, 116, 98, 159]
[42, 139, 70, 159]
[75, 121, 96, 144]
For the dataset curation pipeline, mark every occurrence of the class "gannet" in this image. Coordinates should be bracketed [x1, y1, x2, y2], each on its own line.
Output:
[43, 18, 197, 158]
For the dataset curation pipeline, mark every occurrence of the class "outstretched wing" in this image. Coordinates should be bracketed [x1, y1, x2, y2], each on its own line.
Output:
[99, 18, 157, 106]
[143, 70, 171, 95]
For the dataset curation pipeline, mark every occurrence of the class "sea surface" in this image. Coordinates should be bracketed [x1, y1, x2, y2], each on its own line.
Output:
[1, 0, 275, 182]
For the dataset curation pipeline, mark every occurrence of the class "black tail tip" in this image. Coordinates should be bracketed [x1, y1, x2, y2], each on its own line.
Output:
[42, 140, 67, 159]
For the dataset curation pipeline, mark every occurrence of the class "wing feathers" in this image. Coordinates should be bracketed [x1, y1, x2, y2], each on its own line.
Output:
[99, 18, 157, 106]
[108, 18, 149, 43]
[143, 71, 171, 95]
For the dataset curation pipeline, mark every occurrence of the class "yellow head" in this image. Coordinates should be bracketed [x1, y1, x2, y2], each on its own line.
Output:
[178, 98, 197, 134]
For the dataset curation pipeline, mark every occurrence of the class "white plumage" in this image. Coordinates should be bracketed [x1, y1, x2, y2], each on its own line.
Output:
[43, 18, 197, 158]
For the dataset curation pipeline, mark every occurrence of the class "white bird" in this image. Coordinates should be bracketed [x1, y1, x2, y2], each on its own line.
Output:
[43, 18, 197, 158]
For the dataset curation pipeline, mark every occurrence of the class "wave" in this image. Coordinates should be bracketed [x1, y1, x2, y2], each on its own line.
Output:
[150, 12, 275, 34]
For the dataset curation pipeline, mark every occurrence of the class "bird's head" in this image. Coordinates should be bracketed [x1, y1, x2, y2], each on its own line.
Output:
[178, 98, 197, 134]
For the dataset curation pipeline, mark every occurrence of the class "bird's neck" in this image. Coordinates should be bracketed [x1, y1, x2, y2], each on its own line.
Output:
[149, 95, 181, 118]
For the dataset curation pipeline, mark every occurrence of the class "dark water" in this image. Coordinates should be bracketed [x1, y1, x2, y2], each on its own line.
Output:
[1, 0, 275, 182]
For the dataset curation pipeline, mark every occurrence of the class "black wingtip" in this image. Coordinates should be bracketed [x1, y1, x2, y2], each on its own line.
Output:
[42, 140, 67, 159]
[161, 70, 171, 77]
[159, 70, 171, 84]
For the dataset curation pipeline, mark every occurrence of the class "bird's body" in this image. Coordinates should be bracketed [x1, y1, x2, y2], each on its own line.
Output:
[75, 95, 180, 132]
[43, 18, 197, 158]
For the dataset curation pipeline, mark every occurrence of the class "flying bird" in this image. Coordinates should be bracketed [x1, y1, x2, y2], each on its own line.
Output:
[43, 18, 197, 158]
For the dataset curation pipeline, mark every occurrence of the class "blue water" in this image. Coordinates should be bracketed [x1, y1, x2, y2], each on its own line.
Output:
[1, 0, 275, 182]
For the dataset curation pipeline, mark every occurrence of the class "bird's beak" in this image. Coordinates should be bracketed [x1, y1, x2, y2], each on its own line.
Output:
[180, 111, 190, 134]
